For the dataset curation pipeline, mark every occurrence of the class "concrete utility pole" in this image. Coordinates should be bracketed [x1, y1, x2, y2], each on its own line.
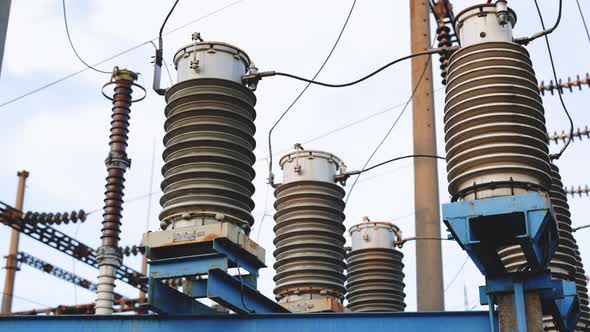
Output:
[1, 170, 29, 313]
[0, 0, 11, 77]
[410, 0, 445, 310]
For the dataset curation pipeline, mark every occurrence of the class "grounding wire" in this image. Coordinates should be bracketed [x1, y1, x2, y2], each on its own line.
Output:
[0, 0, 246, 109]
[576, 0, 590, 46]
[62, 0, 111, 74]
[344, 37, 437, 206]
[267, 0, 357, 184]
[159, 0, 181, 52]
[532, 0, 573, 161]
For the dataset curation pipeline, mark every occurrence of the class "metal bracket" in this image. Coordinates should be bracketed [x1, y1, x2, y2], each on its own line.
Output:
[442, 192, 558, 276]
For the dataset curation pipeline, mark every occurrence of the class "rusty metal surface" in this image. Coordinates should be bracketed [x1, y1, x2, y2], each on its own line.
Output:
[279, 296, 345, 313]
[159, 78, 257, 233]
[444, 41, 551, 200]
[0, 203, 146, 291]
[1, 170, 28, 314]
[411, 0, 445, 311]
[6, 298, 141, 316]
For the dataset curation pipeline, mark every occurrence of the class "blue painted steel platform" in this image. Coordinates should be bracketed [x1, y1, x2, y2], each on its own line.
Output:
[0, 311, 497, 332]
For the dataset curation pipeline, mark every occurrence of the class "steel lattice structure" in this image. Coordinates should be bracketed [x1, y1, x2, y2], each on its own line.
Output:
[0, 202, 146, 292]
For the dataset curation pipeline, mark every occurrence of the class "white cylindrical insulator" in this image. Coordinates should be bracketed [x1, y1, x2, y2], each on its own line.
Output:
[159, 40, 257, 234]
[346, 221, 406, 312]
[95, 265, 118, 315]
[174, 41, 250, 84]
[273, 149, 346, 307]
[454, 3, 516, 47]
[444, 40, 551, 201]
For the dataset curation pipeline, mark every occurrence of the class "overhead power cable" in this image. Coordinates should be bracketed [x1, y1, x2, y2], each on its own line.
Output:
[267, 0, 358, 185]
[272, 48, 450, 88]
[344, 37, 438, 206]
[532, 0, 573, 161]
[444, 256, 470, 293]
[576, 0, 590, 46]
[62, 0, 111, 74]
[0, 0, 246, 109]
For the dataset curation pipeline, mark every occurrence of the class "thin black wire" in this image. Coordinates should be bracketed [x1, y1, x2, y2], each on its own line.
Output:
[0, 291, 51, 308]
[236, 264, 255, 314]
[576, 0, 590, 45]
[444, 256, 469, 293]
[274, 49, 440, 89]
[159, 0, 181, 51]
[532, 0, 572, 160]
[62, 0, 110, 74]
[267, 0, 357, 183]
[358, 154, 445, 175]
[0, 0, 245, 109]
[345, 38, 436, 206]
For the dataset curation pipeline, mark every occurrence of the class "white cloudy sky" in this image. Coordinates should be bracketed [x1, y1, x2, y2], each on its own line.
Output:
[0, 0, 588, 313]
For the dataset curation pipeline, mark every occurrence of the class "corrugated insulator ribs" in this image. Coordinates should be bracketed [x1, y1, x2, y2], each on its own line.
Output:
[273, 148, 347, 312]
[159, 78, 257, 233]
[96, 68, 139, 316]
[538, 73, 590, 96]
[444, 41, 551, 201]
[22, 210, 86, 225]
[346, 220, 406, 312]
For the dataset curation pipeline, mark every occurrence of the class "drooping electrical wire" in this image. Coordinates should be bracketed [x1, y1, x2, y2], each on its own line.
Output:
[576, 0, 590, 46]
[267, 0, 358, 185]
[354, 154, 445, 176]
[532, 0, 573, 160]
[344, 37, 437, 206]
[0, 0, 246, 109]
[273, 49, 446, 89]
[444, 256, 469, 293]
[62, 0, 110, 74]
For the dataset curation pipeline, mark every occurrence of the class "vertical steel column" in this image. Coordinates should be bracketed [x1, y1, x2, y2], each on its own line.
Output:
[95, 69, 137, 315]
[1, 170, 28, 313]
[0, 0, 11, 78]
[410, 0, 444, 311]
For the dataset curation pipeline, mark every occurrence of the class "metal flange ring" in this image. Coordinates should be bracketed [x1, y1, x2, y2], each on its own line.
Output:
[101, 81, 147, 103]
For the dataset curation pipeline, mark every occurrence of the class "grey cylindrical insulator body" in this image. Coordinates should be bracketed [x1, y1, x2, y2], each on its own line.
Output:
[444, 41, 551, 201]
[273, 149, 346, 304]
[159, 41, 257, 233]
[346, 221, 406, 312]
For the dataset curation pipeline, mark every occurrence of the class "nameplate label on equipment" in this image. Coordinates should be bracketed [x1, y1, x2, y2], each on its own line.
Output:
[173, 231, 197, 242]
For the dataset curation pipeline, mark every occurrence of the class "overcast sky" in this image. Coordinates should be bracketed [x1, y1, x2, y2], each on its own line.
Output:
[0, 0, 588, 313]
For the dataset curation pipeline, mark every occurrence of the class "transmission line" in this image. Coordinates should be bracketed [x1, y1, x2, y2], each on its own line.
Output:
[267, 0, 358, 185]
[0, 0, 246, 109]
[62, 0, 110, 74]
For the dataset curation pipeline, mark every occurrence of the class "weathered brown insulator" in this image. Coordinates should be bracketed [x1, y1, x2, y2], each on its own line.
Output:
[96, 68, 140, 316]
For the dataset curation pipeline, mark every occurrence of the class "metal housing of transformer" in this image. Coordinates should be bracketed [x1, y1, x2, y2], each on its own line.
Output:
[346, 219, 406, 312]
[273, 147, 347, 313]
[159, 39, 257, 234]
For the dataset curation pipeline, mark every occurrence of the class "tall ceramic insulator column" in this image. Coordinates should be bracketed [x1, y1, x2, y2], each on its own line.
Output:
[159, 37, 257, 235]
[96, 69, 137, 315]
[273, 148, 347, 312]
[346, 219, 406, 312]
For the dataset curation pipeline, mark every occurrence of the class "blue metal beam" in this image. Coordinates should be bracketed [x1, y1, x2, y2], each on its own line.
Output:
[145, 278, 218, 315]
[207, 269, 288, 314]
[0, 311, 497, 332]
[149, 253, 228, 279]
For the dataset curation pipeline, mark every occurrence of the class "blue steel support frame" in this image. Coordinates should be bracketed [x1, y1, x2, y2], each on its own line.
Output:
[442, 192, 557, 277]
[145, 237, 287, 314]
[0, 311, 498, 332]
